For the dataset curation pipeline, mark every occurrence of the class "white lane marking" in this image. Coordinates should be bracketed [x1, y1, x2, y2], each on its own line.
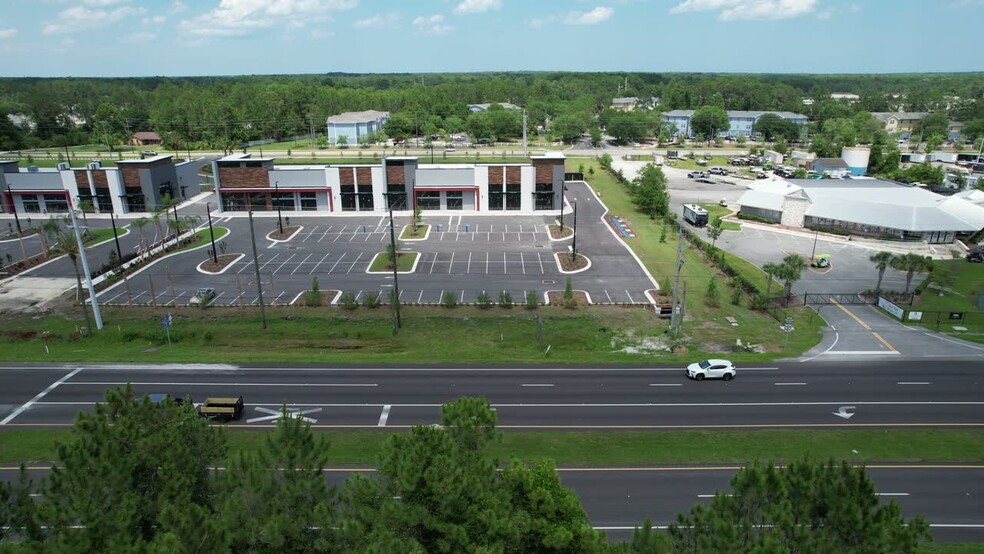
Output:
[291, 253, 313, 275]
[65, 381, 378, 387]
[801, 331, 839, 363]
[775, 382, 807, 386]
[818, 351, 902, 356]
[697, 494, 732, 498]
[377, 405, 391, 427]
[898, 382, 931, 385]
[876, 493, 910, 496]
[1, 368, 83, 425]
[924, 332, 984, 352]
[649, 384, 682, 387]
[56, 367, 782, 372]
[521, 384, 554, 387]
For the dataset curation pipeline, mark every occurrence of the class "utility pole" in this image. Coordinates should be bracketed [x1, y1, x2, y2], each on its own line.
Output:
[571, 201, 578, 260]
[309, 114, 315, 151]
[68, 206, 102, 330]
[248, 210, 268, 330]
[6, 185, 22, 234]
[522, 110, 528, 158]
[668, 221, 685, 332]
[274, 180, 283, 235]
[387, 205, 402, 334]
[206, 202, 218, 263]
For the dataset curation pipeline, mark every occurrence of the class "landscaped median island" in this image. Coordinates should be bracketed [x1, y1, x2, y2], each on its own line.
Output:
[367, 250, 418, 273]
[548, 223, 573, 239]
[399, 223, 430, 240]
[267, 224, 301, 241]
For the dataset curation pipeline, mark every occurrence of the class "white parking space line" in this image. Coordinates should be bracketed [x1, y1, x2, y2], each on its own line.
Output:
[272, 291, 286, 305]
[775, 382, 807, 386]
[467, 252, 472, 273]
[605, 290, 613, 303]
[521, 383, 554, 387]
[520, 252, 526, 274]
[649, 383, 682, 387]
[69, 381, 380, 387]
[1, 368, 83, 425]
[377, 405, 391, 427]
[625, 290, 634, 303]
[212, 291, 226, 303]
[485, 252, 490, 274]
[537, 252, 545, 274]
[273, 253, 296, 274]
[257, 253, 280, 272]
[430, 252, 439, 273]
[898, 382, 931, 385]
[418, 290, 425, 303]
[292, 253, 313, 275]
[347, 252, 363, 274]
[328, 252, 348, 273]
[448, 251, 455, 274]
[310, 252, 332, 274]
[503, 252, 508, 275]
[876, 493, 910, 496]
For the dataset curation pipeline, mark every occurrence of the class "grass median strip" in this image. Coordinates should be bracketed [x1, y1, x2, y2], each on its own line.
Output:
[2, 429, 982, 465]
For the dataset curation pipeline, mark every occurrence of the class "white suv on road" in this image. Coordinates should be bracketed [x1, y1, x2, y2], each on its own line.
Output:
[686, 359, 736, 381]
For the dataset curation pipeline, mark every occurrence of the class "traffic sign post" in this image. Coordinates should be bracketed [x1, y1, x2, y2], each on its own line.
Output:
[162, 312, 173, 351]
[782, 316, 794, 351]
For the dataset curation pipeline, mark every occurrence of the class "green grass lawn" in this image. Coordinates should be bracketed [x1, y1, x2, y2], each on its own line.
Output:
[368, 251, 417, 273]
[82, 226, 126, 247]
[400, 224, 429, 239]
[920, 546, 984, 554]
[668, 155, 733, 171]
[699, 203, 741, 232]
[575, 158, 820, 355]
[1, 428, 981, 465]
[176, 227, 229, 254]
[906, 260, 984, 342]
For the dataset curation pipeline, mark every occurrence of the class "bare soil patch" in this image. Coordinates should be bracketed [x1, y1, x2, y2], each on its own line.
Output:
[558, 253, 589, 271]
[547, 290, 590, 307]
[548, 224, 573, 239]
[200, 254, 240, 273]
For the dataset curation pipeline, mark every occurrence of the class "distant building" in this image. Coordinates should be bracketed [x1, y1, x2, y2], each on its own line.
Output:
[662, 110, 808, 139]
[610, 97, 639, 111]
[737, 176, 984, 244]
[467, 103, 520, 112]
[830, 93, 860, 101]
[129, 131, 162, 146]
[326, 110, 389, 145]
[6, 113, 35, 130]
[810, 158, 851, 178]
[871, 112, 929, 135]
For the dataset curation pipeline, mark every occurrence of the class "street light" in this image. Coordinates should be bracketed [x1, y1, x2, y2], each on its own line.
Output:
[274, 180, 284, 235]
[206, 202, 218, 263]
[5, 185, 21, 234]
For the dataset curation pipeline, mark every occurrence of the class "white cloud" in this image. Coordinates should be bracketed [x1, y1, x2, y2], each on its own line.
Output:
[454, 0, 501, 15]
[0, 28, 17, 39]
[354, 12, 400, 28]
[413, 14, 453, 34]
[669, 0, 818, 21]
[178, 0, 357, 41]
[43, 5, 146, 35]
[124, 31, 157, 43]
[526, 15, 555, 28]
[817, 8, 833, 19]
[82, 0, 126, 5]
[169, 1, 188, 15]
[564, 6, 614, 24]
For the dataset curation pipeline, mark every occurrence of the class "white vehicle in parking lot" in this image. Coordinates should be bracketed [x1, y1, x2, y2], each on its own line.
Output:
[686, 359, 736, 381]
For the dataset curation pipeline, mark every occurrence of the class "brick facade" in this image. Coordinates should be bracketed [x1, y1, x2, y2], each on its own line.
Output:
[506, 166, 521, 184]
[218, 167, 270, 189]
[532, 160, 557, 184]
[92, 170, 109, 189]
[339, 168, 356, 185]
[488, 166, 503, 184]
[356, 167, 373, 185]
[386, 161, 405, 185]
[120, 167, 141, 188]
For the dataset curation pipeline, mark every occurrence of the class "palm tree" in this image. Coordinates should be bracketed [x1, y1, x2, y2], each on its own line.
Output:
[132, 217, 149, 253]
[869, 251, 895, 292]
[891, 253, 934, 294]
[54, 228, 93, 335]
[762, 262, 782, 298]
[40, 216, 61, 257]
[779, 254, 807, 305]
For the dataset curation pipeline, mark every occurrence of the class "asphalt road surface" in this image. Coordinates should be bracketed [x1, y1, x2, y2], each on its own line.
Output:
[1, 360, 981, 429]
[1, 465, 980, 543]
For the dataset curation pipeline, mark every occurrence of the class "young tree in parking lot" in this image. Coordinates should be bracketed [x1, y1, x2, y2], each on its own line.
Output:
[690, 106, 729, 143]
[870, 251, 895, 292]
[667, 459, 930, 553]
[891, 252, 934, 294]
[705, 218, 723, 248]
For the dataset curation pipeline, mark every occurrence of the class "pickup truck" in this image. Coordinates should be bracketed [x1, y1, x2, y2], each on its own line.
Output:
[197, 396, 244, 421]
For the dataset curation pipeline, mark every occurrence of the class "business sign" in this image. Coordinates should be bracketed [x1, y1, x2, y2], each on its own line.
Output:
[907, 311, 923, 321]
[877, 297, 904, 320]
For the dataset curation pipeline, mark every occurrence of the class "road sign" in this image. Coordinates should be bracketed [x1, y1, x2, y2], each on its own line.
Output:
[783, 324, 793, 333]
[161, 313, 173, 329]
[784, 316, 794, 325]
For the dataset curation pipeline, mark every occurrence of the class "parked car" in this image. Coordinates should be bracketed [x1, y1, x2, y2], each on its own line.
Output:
[686, 359, 736, 381]
[708, 167, 729, 175]
[142, 150, 158, 156]
[189, 287, 216, 306]
[687, 171, 703, 179]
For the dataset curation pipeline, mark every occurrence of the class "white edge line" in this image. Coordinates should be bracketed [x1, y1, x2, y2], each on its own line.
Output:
[0, 368, 82, 425]
[30, 400, 984, 408]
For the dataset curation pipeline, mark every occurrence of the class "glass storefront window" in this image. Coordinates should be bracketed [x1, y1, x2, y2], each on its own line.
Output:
[416, 191, 441, 210]
[446, 191, 462, 210]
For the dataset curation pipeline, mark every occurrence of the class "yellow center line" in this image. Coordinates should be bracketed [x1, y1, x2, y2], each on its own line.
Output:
[831, 299, 872, 330]
[872, 332, 898, 352]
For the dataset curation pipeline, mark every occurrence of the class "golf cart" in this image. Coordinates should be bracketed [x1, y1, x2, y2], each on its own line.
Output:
[811, 254, 830, 269]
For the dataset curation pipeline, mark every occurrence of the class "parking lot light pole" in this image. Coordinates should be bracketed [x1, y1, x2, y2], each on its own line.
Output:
[274, 180, 284, 235]
[810, 228, 819, 261]
[387, 204, 402, 333]
[206, 202, 218, 263]
[109, 213, 123, 266]
[248, 209, 268, 330]
[572, 201, 578, 260]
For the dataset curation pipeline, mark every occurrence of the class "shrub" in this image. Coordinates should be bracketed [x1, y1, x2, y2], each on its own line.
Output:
[564, 296, 578, 310]
[737, 213, 779, 224]
[525, 291, 539, 309]
[362, 291, 380, 308]
[305, 276, 322, 306]
[338, 292, 359, 310]
[563, 277, 574, 300]
[476, 291, 493, 309]
[441, 291, 458, 308]
[730, 283, 744, 306]
[706, 277, 720, 307]
[498, 291, 513, 308]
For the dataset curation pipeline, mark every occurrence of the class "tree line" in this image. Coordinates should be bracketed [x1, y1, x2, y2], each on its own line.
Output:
[0, 389, 929, 553]
[1, 72, 982, 152]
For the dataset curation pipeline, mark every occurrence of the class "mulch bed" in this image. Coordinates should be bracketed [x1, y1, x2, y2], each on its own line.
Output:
[297, 290, 341, 307]
[558, 253, 589, 272]
[269, 225, 301, 241]
[200, 254, 241, 273]
[548, 224, 573, 239]
[546, 290, 591, 307]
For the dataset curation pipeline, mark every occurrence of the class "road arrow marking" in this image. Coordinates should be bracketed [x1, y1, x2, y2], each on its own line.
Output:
[832, 406, 856, 420]
[246, 406, 321, 424]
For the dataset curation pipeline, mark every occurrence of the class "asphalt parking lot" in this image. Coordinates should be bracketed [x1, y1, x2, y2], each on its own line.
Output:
[96, 183, 657, 307]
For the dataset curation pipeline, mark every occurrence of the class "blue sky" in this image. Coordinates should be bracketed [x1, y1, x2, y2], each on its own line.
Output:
[0, 0, 982, 77]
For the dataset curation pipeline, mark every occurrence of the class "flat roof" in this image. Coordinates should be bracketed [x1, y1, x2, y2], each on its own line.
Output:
[117, 154, 173, 164]
[327, 110, 389, 124]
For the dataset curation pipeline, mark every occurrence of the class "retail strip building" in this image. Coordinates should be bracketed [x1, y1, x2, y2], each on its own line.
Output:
[212, 152, 567, 214]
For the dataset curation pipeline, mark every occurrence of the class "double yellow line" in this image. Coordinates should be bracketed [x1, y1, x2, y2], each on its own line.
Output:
[831, 299, 897, 352]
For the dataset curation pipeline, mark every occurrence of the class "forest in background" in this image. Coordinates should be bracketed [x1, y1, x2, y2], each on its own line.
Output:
[1, 72, 983, 153]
